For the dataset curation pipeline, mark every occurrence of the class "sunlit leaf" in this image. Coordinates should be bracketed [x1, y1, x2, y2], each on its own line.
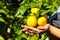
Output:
[0, 18, 5, 22]
[0, 35, 4, 40]
[0, 9, 7, 14]
[7, 28, 11, 33]
[40, 10, 51, 15]
[40, 33, 47, 40]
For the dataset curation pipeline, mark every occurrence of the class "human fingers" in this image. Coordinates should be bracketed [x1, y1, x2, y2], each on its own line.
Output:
[21, 25, 43, 34]
[34, 30, 44, 34]
[37, 26, 45, 30]
[24, 28, 39, 34]
[23, 28, 35, 34]
[24, 30, 34, 35]
[21, 25, 34, 30]
[21, 25, 39, 31]
[23, 28, 43, 34]
[21, 25, 27, 28]
[25, 31, 29, 34]
[23, 28, 28, 31]
[28, 30, 35, 33]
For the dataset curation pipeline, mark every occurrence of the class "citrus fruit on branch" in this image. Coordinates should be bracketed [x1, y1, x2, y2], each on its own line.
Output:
[31, 8, 40, 14]
[27, 15, 37, 27]
[38, 17, 47, 26]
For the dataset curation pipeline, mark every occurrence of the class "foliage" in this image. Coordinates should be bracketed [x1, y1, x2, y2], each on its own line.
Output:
[0, 0, 60, 40]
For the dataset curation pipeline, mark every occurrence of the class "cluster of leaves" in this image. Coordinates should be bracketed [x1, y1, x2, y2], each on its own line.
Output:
[0, 0, 60, 40]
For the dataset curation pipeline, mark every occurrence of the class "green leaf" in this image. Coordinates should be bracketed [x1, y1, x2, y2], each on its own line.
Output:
[0, 35, 4, 40]
[15, 30, 22, 35]
[45, 0, 49, 3]
[15, 31, 23, 40]
[0, 9, 7, 14]
[15, 6, 28, 17]
[37, 0, 43, 7]
[0, 18, 5, 22]
[28, 34, 39, 40]
[27, 36, 30, 40]
[51, 6, 55, 12]
[0, 1, 4, 6]
[46, 6, 52, 8]
[40, 33, 47, 40]
[44, 3, 48, 6]
[40, 10, 51, 15]
[17, 15, 24, 18]
[45, 37, 49, 40]
[21, 33, 27, 38]
[15, 33, 27, 40]
[15, 35, 22, 40]
[29, 2, 37, 8]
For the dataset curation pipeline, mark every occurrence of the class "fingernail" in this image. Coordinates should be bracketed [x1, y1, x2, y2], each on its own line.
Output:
[21, 25, 24, 27]
[23, 29, 25, 31]
[25, 32, 29, 34]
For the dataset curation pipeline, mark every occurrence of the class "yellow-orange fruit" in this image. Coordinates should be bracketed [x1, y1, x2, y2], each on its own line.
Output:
[27, 16, 37, 27]
[38, 17, 47, 26]
[31, 8, 40, 14]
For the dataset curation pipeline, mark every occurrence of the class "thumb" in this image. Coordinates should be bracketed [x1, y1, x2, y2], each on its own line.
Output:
[37, 24, 50, 30]
[37, 26, 45, 30]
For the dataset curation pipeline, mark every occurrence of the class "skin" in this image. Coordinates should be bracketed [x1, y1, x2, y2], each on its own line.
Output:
[21, 24, 60, 38]
[49, 25, 60, 38]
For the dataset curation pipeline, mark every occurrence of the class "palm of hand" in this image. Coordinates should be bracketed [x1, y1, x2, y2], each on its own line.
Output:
[21, 24, 49, 35]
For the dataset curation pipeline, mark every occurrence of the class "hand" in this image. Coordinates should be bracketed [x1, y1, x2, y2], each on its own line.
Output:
[21, 25, 40, 35]
[36, 24, 50, 33]
[21, 24, 50, 35]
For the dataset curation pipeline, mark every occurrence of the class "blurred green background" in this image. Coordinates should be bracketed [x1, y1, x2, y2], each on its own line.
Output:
[0, 0, 60, 40]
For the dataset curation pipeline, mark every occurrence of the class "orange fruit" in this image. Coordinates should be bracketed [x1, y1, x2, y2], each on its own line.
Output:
[31, 8, 40, 14]
[27, 15, 37, 27]
[38, 17, 47, 26]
